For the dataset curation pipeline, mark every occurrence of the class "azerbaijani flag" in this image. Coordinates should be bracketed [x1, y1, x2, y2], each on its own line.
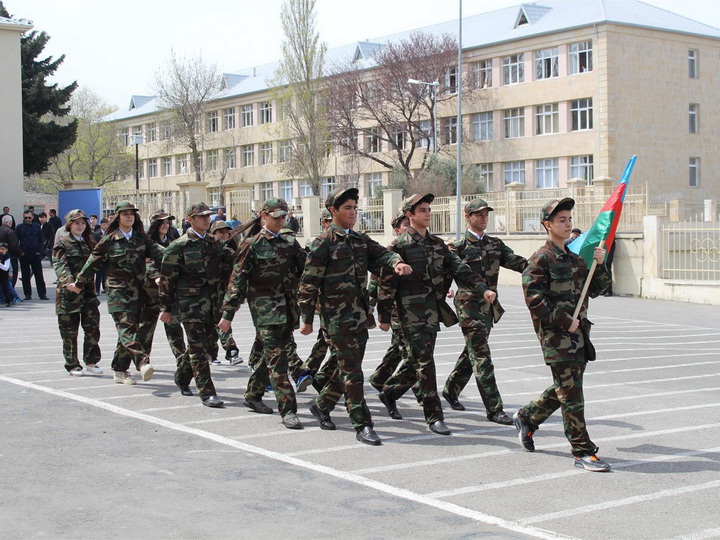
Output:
[568, 155, 637, 268]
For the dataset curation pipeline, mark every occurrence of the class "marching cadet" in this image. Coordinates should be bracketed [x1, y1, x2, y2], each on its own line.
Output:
[218, 198, 307, 429]
[442, 198, 527, 424]
[209, 220, 243, 366]
[299, 188, 412, 446]
[159, 202, 233, 408]
[376, 194, 492, 436]
[53, 210, 102, 376]
[513, 198, 612, 472]
[69, 202, 163, 385]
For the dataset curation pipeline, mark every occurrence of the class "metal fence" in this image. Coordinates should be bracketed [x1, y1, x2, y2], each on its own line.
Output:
[659, 220, 720, 281]
[359, 199, 384, 233]
[226, 189, 253, 223]
[103, 189, 187, 223]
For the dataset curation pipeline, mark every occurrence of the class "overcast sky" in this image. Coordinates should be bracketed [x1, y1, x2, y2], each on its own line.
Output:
[7, 0, 720, 110]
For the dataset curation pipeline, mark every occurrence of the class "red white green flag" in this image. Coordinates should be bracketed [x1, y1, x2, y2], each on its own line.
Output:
[568, 155, 637, 268]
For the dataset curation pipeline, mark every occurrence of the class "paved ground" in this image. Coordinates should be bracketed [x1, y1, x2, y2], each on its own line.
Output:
[2, 262, 719, 539]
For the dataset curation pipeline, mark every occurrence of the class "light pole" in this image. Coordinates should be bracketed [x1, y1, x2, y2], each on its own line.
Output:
[408, 78, 439, 154]
[455, 0, 463, 239]
[132, 133, 143, 191]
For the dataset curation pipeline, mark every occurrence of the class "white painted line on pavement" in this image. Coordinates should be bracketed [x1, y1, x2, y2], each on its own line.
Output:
[520, 480, 720, 525]
[665, 527, 720, 540]
[0, 374, 573, 540]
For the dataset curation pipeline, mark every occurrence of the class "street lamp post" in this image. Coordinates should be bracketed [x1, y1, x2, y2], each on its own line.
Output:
[133, 133, 143, 191]
[407, 78, 439, 154]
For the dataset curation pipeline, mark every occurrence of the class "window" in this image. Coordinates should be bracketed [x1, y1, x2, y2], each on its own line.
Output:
[443, 66, 458, 94]
[299, 180, 313, 197]
[260, 142, 273, 165]
[225, 148, 236, 169]
[472, 112, 493, 141]
[479, 163, 493, 190]
[503, 108, 525, 138]
[443, 117, 458, 145]
[535, 47, 559, 79]
[120, 127, 130, 146]
[504, 161, 525, 184]
[570, 155, 594, 183]
[260, 182, 273, 201]
[321, 177, 336, 197]
[259, 101, 273, 124]
[176, 154, 188, 174]
[278, 140, 291, 163]
[207, 111, 219, 133]
[390, 128, 406, 150]
[535, 158, 559, 188]
[194, 154, 203, 172]
[146, 123, 157, 142]
[223, 107, 236, 130]
[418, 120, 435, 149]
[133, 125, 142, 138]
[280, 180, 293, 202]
[535, 103, 559, 135]
[148, 158, 158, 178]
[689, 103, 698, 133]
[569, 41, 593, 74]
[365, 128, 380, 153]
[688, 49, 697, 78]
[502, 54, 524, 85]
[366, 172, 382, 198]
[207, 149, 219, 171]
[242, 144, 254, 167]
[471, 59, 492, 89]
[160, 123, 171, 140]
[162, 156, 172, 176]
[242, 104, 253, 127]
[570, 99, 593, 131]
[689, 157, 700, 187]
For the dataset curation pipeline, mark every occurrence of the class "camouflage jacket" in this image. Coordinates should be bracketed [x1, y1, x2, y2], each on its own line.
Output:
[377, 227, 489, 331]
[52, 231, 99, 315]
[522, 240, 610, 365]
[159, 230, 234, 322]
[76, 229, 163, 314]
[450, 230, 527, 328]
[221, 229, 306, 328]
[299, 223, 402, 336]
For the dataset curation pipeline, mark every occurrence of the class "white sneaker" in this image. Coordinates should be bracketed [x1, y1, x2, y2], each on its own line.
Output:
[114, 371, 136, 385]
[228, 352, 244, 366]
[140, 363, 154, 381]
[210, 358, 221, 366]
[69, 367, 85, 377]
[85, 365, 103, 376]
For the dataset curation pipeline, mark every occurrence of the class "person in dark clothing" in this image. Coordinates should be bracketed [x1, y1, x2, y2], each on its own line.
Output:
[26, 206, 41, 224]
[16, 210, 48, 300]
[39, 212, 55, 258]
[0, 215, 21, 288]
[93, 218, 109, 294]
[287, 210, 300, 233]
[2, 206, 16, 229]
[0, 242, 14, 306]
[48, 209, 63, 234]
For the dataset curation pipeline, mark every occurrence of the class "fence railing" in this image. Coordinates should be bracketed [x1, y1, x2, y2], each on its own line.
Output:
[659, 220, 720, 281]
[103, 189, 187, 223]
[360, 200, 384, 233]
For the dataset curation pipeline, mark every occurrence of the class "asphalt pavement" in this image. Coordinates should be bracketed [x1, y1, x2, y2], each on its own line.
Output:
[1, 261, 719, 539]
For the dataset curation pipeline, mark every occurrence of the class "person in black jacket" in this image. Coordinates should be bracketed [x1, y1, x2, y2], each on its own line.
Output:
[39, 212, 55, 259]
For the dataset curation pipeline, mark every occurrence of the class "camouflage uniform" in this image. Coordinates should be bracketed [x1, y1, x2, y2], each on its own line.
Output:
[159, 207, 234, 399]
[518, 228, 610, 456]
[444, 208, 527, 417]
[209, 221, 240, 362]
[299, 214, 403, 432]
[76, 204, 163, 373]
[221, 210, 307, 416]
[53, 216, 101, 372]
[377, 195, 489, 426]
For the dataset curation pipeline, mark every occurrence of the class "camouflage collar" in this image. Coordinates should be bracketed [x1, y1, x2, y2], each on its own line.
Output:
[465, 229, 485, 243]
[545, 239, 569, 258]
[408, 226, 435, 244]
[187, 229, 212, 242]
[329, 223, 361, 239]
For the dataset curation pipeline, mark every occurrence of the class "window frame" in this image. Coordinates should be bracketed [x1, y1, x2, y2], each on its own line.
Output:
[503, 160, 525, 184]
[208, 111, 219, 133]
[689, 157, 700, 187]
[260, 142, 273, 165]
[535, 158, 559, 189]
[534, 47, 559, 80]
[535, 103, 559, 135]
[570, 155, 594, 184]
[223, 107, 236, 130]
[502, 54, 524, 85]
[472, 111, 493, 141]
[241, 144, 254, 168]
[259, 101, 273, 124]
[570, 98, 593, 131]
[471, 59, 492, 89]
[569, 41, 593, 74]
[503, 107, 525, 139]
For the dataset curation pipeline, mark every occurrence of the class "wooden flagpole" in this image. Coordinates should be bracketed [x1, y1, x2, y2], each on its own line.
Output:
[572, 240, 605, 320]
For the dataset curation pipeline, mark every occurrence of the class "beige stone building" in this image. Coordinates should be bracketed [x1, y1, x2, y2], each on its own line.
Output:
[105, 1, 720, 219]
[0, 16, 32, 216]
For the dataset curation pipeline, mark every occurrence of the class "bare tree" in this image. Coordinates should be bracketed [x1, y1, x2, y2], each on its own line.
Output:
[326, 31, 460, 181]
[153, 50, 222, 182]
[270, 0, 328, 195]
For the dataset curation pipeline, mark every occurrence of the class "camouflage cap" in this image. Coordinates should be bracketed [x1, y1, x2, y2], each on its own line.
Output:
[541, 197, 575, 222]
[390, 209, 407, 229]
[64, 209, 89, 224]
[114, 201, 139, 213]
[210, 220, 231, 233]
[186, 202, 213, 218]
[402, 193, 434, 214]
[325, 188, 359, 210]
[261, 197, 289, 218]
[464, 198, 493, 214]
[150, 209, 175, 222]
[321, 208, 332, 222]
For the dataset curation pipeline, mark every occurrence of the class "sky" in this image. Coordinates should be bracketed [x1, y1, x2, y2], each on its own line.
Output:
[6, 0, 720, 111]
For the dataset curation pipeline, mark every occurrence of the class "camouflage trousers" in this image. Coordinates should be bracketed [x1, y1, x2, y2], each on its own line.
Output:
[383, 328, 443, 424]
[368, 327, 407, 392]
[175, 320, 217, 399]
[138, 303, 186, 362]
[245, 325, 297, 416]
[250, 331, 304, 382]
[315, 329, 372, 431]
[209, 323, 239, 361]
[58, 305, 101, 371]
[303, 327, 330, 374]
[443, 326, 504, 415]
[520, 361, 598, 457]
[110, 311, 150, 373]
